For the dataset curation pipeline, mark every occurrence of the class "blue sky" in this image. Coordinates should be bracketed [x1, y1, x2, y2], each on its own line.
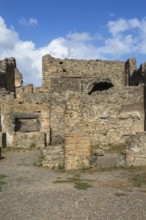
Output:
[0, 0, 146, 85]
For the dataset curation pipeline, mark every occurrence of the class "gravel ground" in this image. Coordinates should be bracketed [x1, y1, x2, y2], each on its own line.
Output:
[0, 150, 146, 220]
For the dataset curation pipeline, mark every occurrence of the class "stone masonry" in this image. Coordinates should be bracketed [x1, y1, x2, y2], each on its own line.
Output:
[0, 55, 146, 170]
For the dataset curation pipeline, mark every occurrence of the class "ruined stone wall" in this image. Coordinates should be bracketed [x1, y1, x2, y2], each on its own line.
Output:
[13, 131, 46, 149]
[0, 57, 22, 93]
[44, 84, 144, 148]
[1, 93, 14, 145]
[66, 87, 144, 147]
[13, 100, 50, 146]
[50, 94, 65, 145]
[124, 132, 146, 166]
[1, 55, 146, 169]
[41, 55, 144, 150]
[81, 86, 144, 147]
[1, 91, 50, 148]
[42, 55, 126, 93]
[62, 87, 144, 170]
[0, 58, 15, 92]
[125, 58, 137, 85]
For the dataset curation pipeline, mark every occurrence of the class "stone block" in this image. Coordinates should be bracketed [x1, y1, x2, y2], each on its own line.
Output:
[41, 145, 64, 169]
[13, 131, 46, 149]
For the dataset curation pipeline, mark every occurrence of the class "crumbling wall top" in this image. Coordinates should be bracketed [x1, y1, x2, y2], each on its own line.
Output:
[42, 54, 126, 92]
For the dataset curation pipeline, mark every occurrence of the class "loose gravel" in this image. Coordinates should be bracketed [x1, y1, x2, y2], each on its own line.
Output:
[0, 150, 146, 220]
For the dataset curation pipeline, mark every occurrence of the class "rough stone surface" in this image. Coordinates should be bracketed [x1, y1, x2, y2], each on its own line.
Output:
[41, 145, 64, 168]
[13, 131, 46, 149]
[65, 129, 91, 170]
[125, 132, 146, 166]
[0, 55, 146, 169]
[0, 151, 146, 220]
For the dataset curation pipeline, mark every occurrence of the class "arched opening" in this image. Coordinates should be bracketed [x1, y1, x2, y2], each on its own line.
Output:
[88, 81, 114, 95]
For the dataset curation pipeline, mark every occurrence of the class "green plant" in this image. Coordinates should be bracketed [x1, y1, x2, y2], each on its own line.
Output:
[53, 179, 71, 184]
[57, 163, 64, 171]
[0, 173, 7, 192]
[74, 181, 92, 190]
[52, 175, 92, 190]
[33, 151, 45, 167]
[30, 142, 36, 149]
[132, 173, 146, 187]
[52, 177, 81, 184]
[2, 146, 13, 153]
[52, 164, 65, 172]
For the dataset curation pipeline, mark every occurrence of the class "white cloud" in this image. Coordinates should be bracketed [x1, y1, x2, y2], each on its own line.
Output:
[28, 18, 38, 26]
[108, 18, 129, 36]
[0, 17, 19, 50]
[1, 16, 146, 86]
[109, 13, 115, 18]
[66, 32, 92, 42]
[107, 18, 141, 36]
[18, 17, 38, 26]
[128, 18, 141, 28]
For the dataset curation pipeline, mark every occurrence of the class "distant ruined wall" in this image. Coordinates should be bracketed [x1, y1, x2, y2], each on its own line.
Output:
[81, 87, 144, 147]
[1, 91, 50, 148]
[42, 55, 126, 93]
[1, 54, 146, 169]
[0, 58, 20, 93]
[13, 131, 46, 149]
[41, 55, 145, 153]
[63, 87, 144, 170]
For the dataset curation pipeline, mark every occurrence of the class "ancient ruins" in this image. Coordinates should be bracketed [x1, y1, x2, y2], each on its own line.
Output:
[0, 55, 146, 170]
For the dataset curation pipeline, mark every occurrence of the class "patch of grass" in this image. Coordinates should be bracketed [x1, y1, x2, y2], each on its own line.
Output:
[52, 175, 92, 190]
[2, 146, 13, 153]
[0, 173, 7, 191]
[132, 173, 146, 187]
[0, 173, 7, 180]
[68, 177, 82, 182]
[57, 164, 64, 172]
[74, 181, 92, 190]
[52, 177, 81, 184]
[52, 163, 65, 172]
[52, 179, 71, 184]
[30, 142, 36, 149]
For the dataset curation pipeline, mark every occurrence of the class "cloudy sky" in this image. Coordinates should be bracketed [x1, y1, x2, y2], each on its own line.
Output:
[0, 0, 146, 86]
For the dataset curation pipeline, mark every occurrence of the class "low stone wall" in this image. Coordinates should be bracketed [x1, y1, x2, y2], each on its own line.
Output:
[41, 145, 64, 169]
[125, 132, 146, 166]
[13, 131, 46, 149]
[0, 132, 2, 158]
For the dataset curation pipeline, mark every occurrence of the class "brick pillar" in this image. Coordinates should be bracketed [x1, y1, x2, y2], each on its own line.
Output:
[65, 127, 91, 170]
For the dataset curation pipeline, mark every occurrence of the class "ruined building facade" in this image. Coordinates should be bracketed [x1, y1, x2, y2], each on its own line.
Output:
[0, 55, 146, 170]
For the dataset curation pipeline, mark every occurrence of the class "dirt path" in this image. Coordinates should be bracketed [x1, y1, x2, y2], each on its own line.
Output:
[0, 150, 146, 220]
